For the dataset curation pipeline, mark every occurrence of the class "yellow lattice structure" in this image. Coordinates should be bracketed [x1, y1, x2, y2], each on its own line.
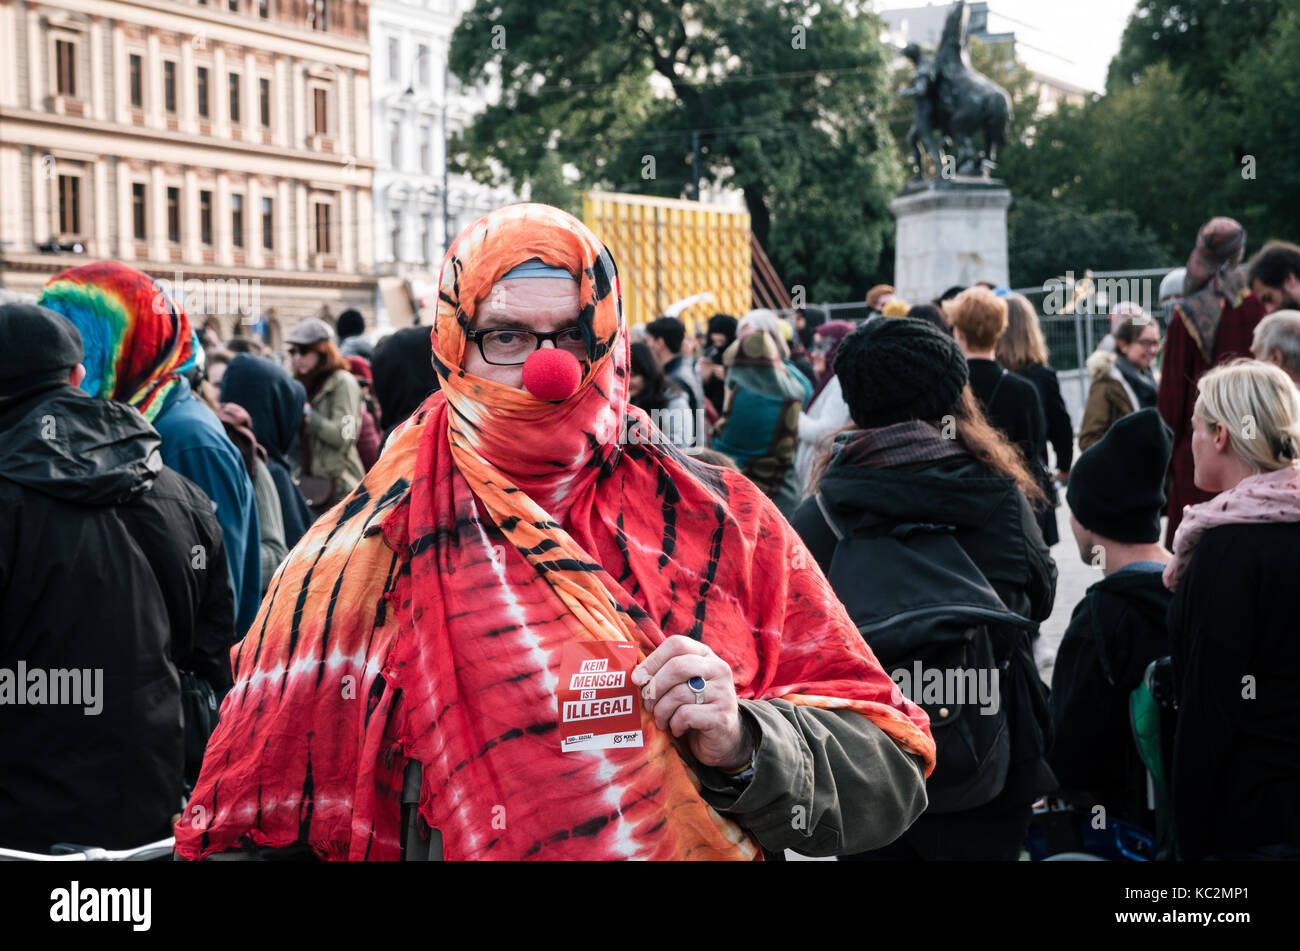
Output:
[582, 191, 751, 334]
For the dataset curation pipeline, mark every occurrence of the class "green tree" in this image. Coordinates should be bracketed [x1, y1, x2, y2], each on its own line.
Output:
[448, 0, 903, 301]
[1107, 0, 1285, 94]
[1006, 63, 1233, 257]
[1008, 197, 1169, 289]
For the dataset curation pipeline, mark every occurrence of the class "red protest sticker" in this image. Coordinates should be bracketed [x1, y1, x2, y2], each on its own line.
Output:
[557, 641, 643, 752]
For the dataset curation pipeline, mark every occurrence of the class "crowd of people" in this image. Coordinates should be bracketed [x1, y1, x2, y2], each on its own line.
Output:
[1, 205, 1298, 862]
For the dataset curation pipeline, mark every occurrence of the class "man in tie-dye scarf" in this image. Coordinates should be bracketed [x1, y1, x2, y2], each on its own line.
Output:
[175, 204, 934, 861]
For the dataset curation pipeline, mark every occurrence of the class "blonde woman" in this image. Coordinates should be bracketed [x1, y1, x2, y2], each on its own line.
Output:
[1163, 359, 1300, 861]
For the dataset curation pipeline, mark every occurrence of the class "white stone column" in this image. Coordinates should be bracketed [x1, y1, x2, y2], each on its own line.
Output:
[148, 163, 166, 262]
[214, 45, 228, 138]
[273, 55, 290, 148]
[146, 31, 162, 128]
[88, 17, 105, 121]
[93, 157, 110, 257]
[341, 186, 355, 273]
[338, 68, 352, 159]
[183, 168, 200, 262]
[116, 162, 134, 260]
[26, 7, 41, 109]
[0, 4, 18, 107]
[111, 22, 127, 123]
[247, 176, 263, 268]
[181, 38, 197, 136]
[295, 181, 308, 270]
[30, 151, 49, 245]
[356, 186, 374, 271]
[276, 178, 290, 265]
[243, 50, 256, 140]
[215, 171, 231, 266]
[0, 147, 23, 248]
[292, 59, 305, 149]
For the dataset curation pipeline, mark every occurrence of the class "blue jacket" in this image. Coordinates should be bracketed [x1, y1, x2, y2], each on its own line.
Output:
[154, 387, 261, 635]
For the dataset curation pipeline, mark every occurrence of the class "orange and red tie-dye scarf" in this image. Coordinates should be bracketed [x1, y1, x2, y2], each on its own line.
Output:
[174, 203, 932, 861]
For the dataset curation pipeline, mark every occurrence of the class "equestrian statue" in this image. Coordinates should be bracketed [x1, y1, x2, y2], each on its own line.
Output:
[900, 0, 1012, 182]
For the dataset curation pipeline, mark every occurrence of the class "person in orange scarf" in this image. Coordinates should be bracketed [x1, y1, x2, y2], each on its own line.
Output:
[174, 204, 934, 861]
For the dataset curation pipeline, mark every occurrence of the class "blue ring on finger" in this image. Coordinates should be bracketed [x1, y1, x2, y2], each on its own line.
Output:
[688, 676, 706, 691]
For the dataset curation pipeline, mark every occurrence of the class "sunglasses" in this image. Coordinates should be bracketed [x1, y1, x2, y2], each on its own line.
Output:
[288, 345, 315, 356]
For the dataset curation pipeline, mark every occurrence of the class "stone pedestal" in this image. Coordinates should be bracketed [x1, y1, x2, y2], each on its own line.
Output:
[890, 181, 1011, 304]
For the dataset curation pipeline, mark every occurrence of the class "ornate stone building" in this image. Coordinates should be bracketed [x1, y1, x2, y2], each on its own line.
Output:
[0, 0, 377, 345]
[369, 0, 514, 328]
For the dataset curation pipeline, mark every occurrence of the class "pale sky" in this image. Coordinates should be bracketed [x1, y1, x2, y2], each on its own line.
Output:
[983, 0, 1139, 92]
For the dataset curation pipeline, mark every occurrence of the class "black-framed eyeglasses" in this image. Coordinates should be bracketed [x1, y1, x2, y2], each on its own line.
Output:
[466, 326, 587, 366]
[288, 345, 314, 356]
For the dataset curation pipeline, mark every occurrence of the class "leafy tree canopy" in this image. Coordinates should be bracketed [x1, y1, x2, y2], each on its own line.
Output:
[448, 0, 903, 301]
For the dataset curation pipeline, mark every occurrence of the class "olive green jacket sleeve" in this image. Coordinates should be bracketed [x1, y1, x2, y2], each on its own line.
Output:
[253, 459, 287, 593]
[305, 370, 366, 491]
[694, 698, 929, 857]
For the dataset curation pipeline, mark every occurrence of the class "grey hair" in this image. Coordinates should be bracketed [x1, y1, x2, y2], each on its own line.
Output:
[1252, 309, 1300, 377]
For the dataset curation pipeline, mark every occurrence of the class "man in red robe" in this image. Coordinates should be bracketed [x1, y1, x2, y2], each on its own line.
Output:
[1157, 217, 1265, 548]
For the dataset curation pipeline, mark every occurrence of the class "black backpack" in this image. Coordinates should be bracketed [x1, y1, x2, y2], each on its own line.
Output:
[816, 497, 1040, 813]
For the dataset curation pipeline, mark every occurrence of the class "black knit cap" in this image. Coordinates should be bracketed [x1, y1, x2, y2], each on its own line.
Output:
[835, 317, 969, 428]
[0, 301, 84, 389]
[1067, 408, 1173, 544]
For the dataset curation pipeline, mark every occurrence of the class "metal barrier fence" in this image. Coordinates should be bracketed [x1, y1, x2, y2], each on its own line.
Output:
[788, 267, 1180, 426]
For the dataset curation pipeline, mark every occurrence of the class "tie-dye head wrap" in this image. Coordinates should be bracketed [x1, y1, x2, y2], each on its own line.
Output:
[174, 203, 933, 861]
[38, 262, 197, 422]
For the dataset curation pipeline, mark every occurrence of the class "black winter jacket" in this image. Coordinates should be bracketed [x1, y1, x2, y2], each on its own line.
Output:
[1049, 566, 1171, 823]
[1168, 523, 1300, 860]
[0, 382, 235, 852]
[792, 449, 1058, 827]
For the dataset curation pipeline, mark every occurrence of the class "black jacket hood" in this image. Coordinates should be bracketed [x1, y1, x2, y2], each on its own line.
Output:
[1078, 567, 1172, 690]
[817, 451, 1021, 536]
[0, 382, 163, 505]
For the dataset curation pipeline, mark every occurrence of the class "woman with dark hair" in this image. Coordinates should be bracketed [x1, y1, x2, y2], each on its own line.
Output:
[699, 313, 738, 415]
[370, 326, 440, 445]
[628, 341, 692, 448]
[1080, 308, 1161, 451]
[220, 353, 315, 551]
[794, 320, 855, 495]
[285, 318, 365, 512]
[793, 317, 1057, 861]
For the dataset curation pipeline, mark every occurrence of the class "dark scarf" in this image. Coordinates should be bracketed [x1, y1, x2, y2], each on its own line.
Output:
[834, 419, 970, 471]
[1115, 354, 1158, 409]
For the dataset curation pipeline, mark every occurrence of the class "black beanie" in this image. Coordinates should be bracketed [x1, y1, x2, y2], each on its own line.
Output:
[0, 301, 84, 390]
[337, 308, 365, 339]
[1067, 408, 1173, 544]
[835, 317, 969, 428]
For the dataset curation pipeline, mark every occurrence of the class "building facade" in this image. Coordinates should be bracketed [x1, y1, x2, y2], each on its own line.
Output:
[0, 0, 377, 346]
[369, 0, 513, 328]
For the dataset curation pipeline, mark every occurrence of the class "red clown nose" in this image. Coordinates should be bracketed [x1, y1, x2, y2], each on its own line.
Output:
[521, 347, 582, 401]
